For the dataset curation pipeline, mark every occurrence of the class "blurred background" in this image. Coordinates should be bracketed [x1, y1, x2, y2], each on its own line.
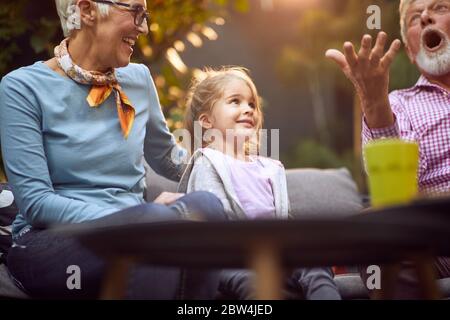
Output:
[0, 0, 421, 190]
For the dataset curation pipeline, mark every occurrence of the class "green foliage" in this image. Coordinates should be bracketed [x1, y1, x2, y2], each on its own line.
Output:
[278, 0, 417, 91]
[390, 50, 421, 90]
[283, 139, 352, 170]
[278, 0, 418, 183]
[282, 138, 366, 192]
[0, 1, 28, 75]
[139, 0, 250, 130]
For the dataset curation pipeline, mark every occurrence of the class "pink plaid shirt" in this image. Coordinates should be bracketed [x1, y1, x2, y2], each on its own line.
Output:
[362, 75, 450, 194]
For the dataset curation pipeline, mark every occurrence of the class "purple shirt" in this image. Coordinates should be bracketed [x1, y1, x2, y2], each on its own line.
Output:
[362, 75, 450, 194]
[224, 155, 276, 219]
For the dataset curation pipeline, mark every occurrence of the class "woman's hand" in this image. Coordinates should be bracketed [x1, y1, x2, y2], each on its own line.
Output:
[325, 32, 401, 128]
[154, 191, 185, 205]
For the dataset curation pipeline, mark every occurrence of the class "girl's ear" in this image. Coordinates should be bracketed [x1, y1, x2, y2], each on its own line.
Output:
[198, 113, 213, 129]
[79, 0, 97, 28]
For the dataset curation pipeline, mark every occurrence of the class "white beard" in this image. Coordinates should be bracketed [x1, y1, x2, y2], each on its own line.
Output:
[415, 35, 450, 76]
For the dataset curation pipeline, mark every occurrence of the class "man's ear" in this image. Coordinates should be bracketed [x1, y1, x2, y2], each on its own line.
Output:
[198, 113, 213, 129]
[78, 0, 97, 28]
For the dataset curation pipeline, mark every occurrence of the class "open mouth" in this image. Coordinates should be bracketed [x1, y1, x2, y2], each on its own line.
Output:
[122, 37, 136, 53]
[123, 37, 136, 46]
[422, 29, 445, 52]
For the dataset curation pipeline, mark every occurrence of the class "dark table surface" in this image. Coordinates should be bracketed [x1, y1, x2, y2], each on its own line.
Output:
[52, 196, 450, 269]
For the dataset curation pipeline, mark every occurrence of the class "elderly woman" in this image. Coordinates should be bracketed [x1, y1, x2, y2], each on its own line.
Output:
[0, 0, 225, 299]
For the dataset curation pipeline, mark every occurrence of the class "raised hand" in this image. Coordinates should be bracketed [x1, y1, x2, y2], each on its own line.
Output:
[326, 32, 401, 128]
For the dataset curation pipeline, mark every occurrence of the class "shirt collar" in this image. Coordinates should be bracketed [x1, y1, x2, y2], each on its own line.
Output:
[415, 75, 449, 94]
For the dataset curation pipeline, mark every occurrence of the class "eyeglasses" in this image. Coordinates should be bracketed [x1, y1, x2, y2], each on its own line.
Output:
[92, 0, 150, 27]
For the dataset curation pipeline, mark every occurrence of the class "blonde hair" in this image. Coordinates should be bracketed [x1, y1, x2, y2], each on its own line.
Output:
[184, 66, 263, 154]
[400, 0, 416, 45]
[55, 0, 110, 37]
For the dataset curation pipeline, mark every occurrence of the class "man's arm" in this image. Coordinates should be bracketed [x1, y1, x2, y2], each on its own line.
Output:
[361, 92, 417, 144]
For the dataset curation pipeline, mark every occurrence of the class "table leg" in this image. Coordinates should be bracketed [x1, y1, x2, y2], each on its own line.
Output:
[249, 244, 282, 300]
[413, 254, 441, 300]
[100, 257, 133, 300]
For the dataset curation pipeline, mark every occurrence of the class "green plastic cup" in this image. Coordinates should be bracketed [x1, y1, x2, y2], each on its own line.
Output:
[364, 139, 419, 208]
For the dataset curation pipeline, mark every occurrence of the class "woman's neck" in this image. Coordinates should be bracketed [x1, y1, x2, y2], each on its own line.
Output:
[67, 34, 110, 72]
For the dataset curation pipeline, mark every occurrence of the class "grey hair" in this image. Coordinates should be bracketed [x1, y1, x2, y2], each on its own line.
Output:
[55, 0, 111, 37]
[399, 0, 416, 45]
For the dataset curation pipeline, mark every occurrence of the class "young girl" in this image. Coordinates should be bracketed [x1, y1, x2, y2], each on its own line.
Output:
[178, 67, 341, 300]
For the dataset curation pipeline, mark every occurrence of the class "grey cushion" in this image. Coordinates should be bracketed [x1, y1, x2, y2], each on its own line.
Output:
[144, 163, 178, 202]
[286, 168, 363, 218]
[145, 165, 363, 218]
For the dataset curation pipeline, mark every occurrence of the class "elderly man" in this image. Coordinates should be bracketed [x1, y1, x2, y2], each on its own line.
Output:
[326, 0, 449, 299]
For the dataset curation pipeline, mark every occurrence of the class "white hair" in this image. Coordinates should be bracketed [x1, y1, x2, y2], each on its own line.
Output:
[399, 0, 416, 45]
[55, 0, 111, 37]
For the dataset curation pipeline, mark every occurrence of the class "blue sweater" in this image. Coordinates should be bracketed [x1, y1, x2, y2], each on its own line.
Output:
[0, 62, 186, 238]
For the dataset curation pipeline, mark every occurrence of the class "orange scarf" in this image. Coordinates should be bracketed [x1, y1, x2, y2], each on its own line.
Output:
[55, 38, 135, 138]
[87, 84, 135, 138]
